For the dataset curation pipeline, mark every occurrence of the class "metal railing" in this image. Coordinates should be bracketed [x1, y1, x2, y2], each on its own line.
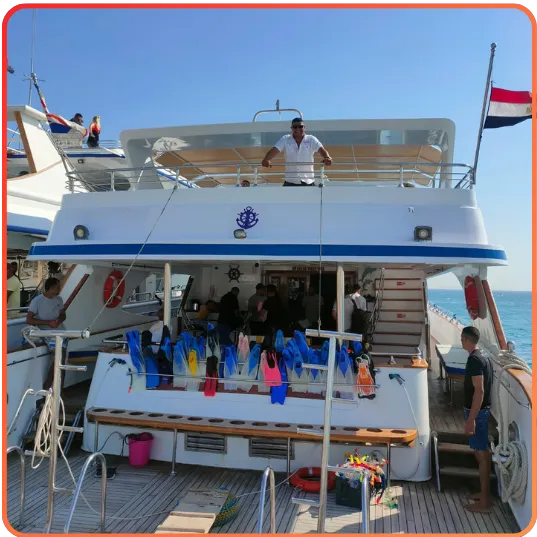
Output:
[6, 446, 26, 528]
[80, 139, 122, 150]
[431, 431, 441, 492]
[256, 466, 276, 533]
[64, 452, 107, 533]
[7, 127, 25, 154]
[428, 302, 467, 328]
[65, 160, 474, 193]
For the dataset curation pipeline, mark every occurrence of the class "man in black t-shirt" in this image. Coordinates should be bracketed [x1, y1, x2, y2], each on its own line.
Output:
[461, 326, 493, 513]
[217, 287, 241, 346]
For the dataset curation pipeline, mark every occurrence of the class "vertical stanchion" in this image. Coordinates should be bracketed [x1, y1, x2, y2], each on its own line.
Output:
[317, 336, 337, 533]
[163, 262, 172, 332]
[361, 469, 371, 534]
[44, 336, 63, 533]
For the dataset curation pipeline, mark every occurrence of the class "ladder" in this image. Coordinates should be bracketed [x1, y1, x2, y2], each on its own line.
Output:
[291, 328, 372, 534]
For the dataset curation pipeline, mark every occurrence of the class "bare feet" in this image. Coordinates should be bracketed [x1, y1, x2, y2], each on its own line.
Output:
[467, 492, 481, 501]
[464, 501, 492, 513]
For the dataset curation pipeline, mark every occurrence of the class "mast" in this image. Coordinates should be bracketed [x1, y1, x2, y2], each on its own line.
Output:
[28, 8, 36, 105]
[472, 42, 497, 184]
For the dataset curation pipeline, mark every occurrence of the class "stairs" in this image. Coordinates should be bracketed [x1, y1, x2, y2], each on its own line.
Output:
[432, 431, 498, 492]
[371, 268, 425, 352]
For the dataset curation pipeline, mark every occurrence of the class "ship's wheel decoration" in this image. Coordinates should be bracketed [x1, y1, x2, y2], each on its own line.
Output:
[236, 206, 259, 230]
[227, 265, 242, 283]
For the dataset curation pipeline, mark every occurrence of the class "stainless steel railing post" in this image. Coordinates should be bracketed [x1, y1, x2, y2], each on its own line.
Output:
[257, 466, 276, 533]
[7, 446, 26, 528]
[64, 452, 107, 533]
[361, 469, 371, 534]
[26, 329, 90, 533]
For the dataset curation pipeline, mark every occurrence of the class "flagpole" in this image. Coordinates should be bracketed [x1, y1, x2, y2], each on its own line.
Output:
[472, 42, 497, 184]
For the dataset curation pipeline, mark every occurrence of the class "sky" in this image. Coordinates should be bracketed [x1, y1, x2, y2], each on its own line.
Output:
[5, 6, 533, 291]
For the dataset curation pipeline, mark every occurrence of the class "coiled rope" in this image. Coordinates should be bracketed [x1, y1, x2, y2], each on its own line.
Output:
[489, 349, 530, 504]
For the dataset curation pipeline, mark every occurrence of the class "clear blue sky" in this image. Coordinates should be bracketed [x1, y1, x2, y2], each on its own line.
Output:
[6, 7, 533, 291]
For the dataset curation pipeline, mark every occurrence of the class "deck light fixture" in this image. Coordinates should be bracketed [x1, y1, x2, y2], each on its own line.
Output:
[234, 229, 247, 240]
[74, 225, 89, 240]
[414, 226, 432, 242]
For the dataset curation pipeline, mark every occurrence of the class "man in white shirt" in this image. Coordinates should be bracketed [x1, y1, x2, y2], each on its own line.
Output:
[261, 118, 332, 186]
[332, 284, 368, 332]
[149, 308, 165, 354]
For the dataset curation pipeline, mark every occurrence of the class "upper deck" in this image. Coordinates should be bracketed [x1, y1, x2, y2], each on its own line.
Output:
[26, 116, 506, 266]
[68, 116, 465, 191]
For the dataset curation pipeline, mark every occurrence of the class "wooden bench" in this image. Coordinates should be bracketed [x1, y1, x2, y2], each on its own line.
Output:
[87, 407, 417, 483]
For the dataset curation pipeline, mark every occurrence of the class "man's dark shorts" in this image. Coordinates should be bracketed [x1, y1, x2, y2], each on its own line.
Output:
[464, 407, 491, 451]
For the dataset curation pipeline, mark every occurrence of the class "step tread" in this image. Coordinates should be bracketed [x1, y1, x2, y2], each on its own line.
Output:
[377, 320, 424, 324]
[438, 442, 474, 455]
[376, 278, 423, 281]
[382, 298, 423, 302]
[380, 309, 424, 313]
[439, 466, 496, 479]
[374, 330, 422, 336]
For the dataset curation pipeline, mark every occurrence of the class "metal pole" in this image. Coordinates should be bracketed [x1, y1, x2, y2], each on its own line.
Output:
[361, 469, 371, 534]
[163, 262, 172, 332]
[170, 429, 177, 476]
[64, 452, 107, 533]
[336, 264, 345, 345]
[286, 437, 291, 478]
[257, 467, 276, 533]
[472, 42, 497, 184]
[7, 446, 26, 528]
[44, 335, 63, 533]
[28, 9, 36, 105]
[317, 336, 338, 533]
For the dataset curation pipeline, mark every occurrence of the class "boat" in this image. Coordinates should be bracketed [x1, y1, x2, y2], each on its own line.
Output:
[5, 104, 532, 534]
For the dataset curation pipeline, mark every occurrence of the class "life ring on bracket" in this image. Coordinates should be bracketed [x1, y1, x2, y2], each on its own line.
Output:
[464, 276, 487, 320]
[103, 270, 125, 308]
[290, 467, 336, 493]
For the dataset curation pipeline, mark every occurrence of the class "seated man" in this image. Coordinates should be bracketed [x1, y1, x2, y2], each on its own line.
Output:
[25, 277, 67, 389]
[193, 300, 219, 329]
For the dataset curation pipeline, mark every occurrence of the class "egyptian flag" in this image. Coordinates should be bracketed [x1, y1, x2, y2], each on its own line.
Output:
[484, 87, 532, 129]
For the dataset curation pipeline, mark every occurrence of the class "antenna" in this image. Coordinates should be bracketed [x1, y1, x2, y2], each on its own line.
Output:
[25, 9, 37, 105]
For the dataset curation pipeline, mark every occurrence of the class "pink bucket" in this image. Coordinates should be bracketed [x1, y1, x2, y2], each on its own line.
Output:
[127, 432, 153, 466]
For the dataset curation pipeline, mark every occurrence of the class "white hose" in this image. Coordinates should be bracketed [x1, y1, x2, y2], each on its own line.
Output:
[489, 349, 530, 504]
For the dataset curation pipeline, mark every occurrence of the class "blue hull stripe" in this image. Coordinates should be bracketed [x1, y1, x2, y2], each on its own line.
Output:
[8, 225, 49, 236]
[28, 242, 507, 261]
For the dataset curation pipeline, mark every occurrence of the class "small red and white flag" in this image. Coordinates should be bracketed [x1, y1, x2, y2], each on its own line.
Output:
[484, 87, 532, 129]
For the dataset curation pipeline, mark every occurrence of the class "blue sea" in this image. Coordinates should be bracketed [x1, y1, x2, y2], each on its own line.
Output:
[428, 290, 532, 367]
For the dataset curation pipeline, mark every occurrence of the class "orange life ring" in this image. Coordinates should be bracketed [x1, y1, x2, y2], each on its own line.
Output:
[290, 467, 336, 493]
[464, 276, 487, 320]
[103, 270, 125, 308]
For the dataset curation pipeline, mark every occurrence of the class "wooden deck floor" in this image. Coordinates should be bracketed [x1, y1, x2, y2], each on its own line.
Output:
[6, 346, 519, 534]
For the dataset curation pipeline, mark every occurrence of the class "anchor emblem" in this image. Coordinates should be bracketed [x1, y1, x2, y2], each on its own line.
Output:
[236, 206, 259, 230]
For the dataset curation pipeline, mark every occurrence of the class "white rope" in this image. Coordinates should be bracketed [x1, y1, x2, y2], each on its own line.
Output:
[30, 390, 65, 470]
[488, 349, 530, 504]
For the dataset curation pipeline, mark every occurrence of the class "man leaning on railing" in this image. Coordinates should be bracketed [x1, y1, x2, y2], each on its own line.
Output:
[262, 117, 332, 186]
